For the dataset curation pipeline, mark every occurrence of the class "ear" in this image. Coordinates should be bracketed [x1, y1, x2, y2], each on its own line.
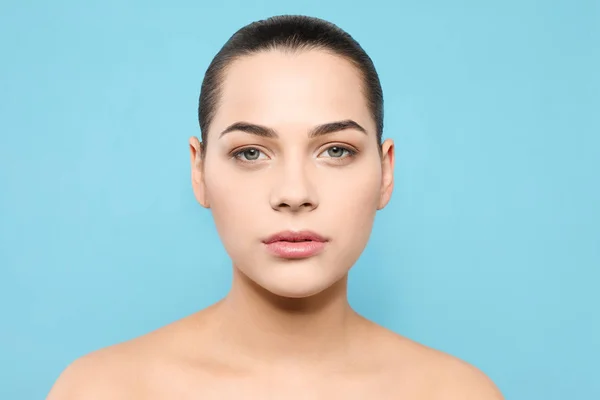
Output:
[377, 138, 395, 210]
[189, 137, 210, 208]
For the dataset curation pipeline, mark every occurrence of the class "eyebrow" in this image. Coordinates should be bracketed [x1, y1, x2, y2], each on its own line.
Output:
[218, 119, 367, 139]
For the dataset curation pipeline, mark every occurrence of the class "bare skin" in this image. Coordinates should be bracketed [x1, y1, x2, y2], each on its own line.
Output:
[47, 49, 503, 399]
[47, 292, 502, 399]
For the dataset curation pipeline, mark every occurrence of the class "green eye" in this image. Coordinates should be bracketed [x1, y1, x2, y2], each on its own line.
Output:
[240, 148, 260, 160]
[233, 147, 266, 162]
[320, 145, 356, 159]
[327, 146, 346, 158]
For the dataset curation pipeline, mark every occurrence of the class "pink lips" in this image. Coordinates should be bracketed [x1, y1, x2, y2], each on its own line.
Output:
[262, 230, 328, 259]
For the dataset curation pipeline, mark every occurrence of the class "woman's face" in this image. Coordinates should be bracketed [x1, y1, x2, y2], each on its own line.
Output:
[191, 49, 394, 298]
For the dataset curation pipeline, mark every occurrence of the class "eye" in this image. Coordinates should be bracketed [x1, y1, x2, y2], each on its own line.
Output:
[233, 147, 268, 162]
[318, 145, 356, 159]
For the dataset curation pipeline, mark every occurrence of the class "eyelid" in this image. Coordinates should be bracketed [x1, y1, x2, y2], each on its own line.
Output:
[231, 146, 270, 163]
[230, 144, 268, 156]
[317, 143, 358, 157]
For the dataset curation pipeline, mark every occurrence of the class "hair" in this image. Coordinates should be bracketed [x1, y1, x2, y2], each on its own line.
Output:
[197, 15, 384, 156]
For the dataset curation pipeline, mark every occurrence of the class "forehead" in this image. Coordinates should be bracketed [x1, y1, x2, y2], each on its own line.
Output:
[210, 49, 375, 136]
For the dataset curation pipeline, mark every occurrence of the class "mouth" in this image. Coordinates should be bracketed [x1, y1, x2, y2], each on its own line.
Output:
[262, 230, 328, 259]
[263, 230, 327, 244]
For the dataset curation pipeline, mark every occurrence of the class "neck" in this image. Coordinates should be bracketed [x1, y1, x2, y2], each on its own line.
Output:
[211, 266, 362, 367]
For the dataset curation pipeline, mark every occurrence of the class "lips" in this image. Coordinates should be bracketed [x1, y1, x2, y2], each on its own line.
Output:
[263, 230, 327, 244]
[262, 230, 328, 259]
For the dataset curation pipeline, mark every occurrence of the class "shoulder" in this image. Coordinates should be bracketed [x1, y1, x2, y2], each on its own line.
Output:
[46, 312, 211, 399]
[46, 343, 141, 399]
[427, 351, 504, 400]
[366, 325, 503, 399]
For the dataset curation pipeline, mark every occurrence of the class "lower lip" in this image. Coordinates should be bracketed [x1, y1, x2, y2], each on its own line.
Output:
[263, 241, 327, 259]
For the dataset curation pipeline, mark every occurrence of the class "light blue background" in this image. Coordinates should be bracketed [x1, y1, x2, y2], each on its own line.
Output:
[1, 1, 598, 399]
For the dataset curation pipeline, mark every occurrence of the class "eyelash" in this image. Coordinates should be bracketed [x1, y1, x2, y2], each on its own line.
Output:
[231, 145, 358, 164]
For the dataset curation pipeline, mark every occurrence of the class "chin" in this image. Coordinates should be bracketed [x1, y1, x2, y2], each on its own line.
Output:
[250, 265, 346, 300]
[264, 284, 329, 299]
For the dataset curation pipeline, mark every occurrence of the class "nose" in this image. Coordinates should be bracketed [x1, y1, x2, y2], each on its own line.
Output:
[269, 161, 318, 213]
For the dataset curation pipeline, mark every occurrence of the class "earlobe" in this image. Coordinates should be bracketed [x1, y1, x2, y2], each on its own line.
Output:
[189, 137, 210, 209]
[377, 139, 395, 210]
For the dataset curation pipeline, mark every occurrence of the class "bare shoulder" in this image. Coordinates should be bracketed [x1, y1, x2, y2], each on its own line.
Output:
[364, 323, 504, 399]
[46, 314, 199, 400]
[425, 347, 504, 400]
[46, 341, 142, 399]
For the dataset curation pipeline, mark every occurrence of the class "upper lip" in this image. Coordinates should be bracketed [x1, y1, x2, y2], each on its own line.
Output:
[263, 230, 328, 244]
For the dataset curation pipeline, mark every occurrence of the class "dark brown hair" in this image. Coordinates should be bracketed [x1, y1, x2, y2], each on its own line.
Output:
[198, 15, 384, 155]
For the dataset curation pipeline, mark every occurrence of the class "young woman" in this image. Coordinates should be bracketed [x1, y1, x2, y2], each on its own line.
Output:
[48, 15, 503, 399]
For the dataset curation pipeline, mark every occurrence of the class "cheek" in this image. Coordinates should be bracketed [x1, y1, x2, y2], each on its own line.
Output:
[205, 159, 262, 208]
[324, 164, 381, 212]
[203, 165, 263, 246]
[319, 165, 381, 251]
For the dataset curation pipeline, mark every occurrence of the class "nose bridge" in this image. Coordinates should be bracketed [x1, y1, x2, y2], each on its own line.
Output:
[270, 155, 317, 212]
